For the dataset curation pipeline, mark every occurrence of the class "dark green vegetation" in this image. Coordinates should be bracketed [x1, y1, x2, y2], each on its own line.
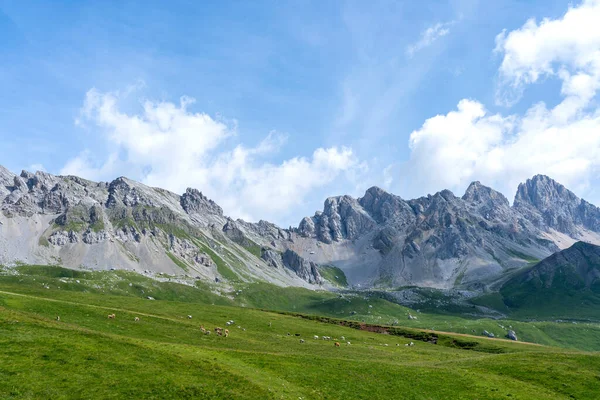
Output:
[2, 265, 600, 399]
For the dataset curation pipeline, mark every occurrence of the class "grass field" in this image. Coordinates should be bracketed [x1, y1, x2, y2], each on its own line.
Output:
[1, 265, 600, 399]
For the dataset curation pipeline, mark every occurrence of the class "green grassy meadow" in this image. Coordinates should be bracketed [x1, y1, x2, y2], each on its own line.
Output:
[1, 265, 600, 399]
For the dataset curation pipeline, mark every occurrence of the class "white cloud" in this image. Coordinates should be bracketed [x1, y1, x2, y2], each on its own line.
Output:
[404, 0, 600, 202]
[62, 88, 359, 224]
[495, 0, 600, 107]
[406, 21, 455, 58]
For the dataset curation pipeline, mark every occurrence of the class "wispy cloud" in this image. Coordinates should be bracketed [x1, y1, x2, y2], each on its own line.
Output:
[406, 21, 456, 58]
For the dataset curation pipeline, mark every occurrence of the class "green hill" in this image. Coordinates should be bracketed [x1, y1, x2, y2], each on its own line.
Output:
[499, 241, 600, 319]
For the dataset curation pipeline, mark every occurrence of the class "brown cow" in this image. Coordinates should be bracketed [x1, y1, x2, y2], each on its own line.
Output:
[224, 329, 229, 338]
[108, 314, 116, 319]
[334, 342, 340, 347]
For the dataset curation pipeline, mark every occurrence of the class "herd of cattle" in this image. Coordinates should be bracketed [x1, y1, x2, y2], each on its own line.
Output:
[53, 314, 417, 348]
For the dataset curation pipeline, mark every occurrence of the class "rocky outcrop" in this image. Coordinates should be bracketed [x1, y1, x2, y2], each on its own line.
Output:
[49, 230, 80, 245]
[261, 247, 285, 269]
[259, 247, 323, 284]
[507, 330, 518, 341]
[180, 188, 223, 217]
[359, 186, 414, 225]
[222, 218, 252, 246]
[0, 166, 15, 198]
[298, 195, 376, 243]
[239, 220, 289, 242]
[281, 249, 323, 285]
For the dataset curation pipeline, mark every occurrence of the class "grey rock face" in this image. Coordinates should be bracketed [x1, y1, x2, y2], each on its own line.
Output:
[82, 230, 110, 244]
[239, 219, 289, 242]
[222, 218, 251, 246]
[0, 166, 15, 198]
[281, 249, 323, 285]
[49, 230, 80, 245]
[359, 186, 414, 225]
[261, 247, 285, 269]
[299, 195, 376, 243]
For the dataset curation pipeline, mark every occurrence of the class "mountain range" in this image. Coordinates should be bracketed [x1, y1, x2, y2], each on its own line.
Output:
[1, 165, 599, 292]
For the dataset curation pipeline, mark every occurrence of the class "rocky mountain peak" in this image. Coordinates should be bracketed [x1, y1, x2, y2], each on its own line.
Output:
[0, 166, 14, 197]
[514, 175, 579, 209]
[513, 175, 600, 236]
[359, 186, 413, 224]
[298, 194, 375, 243]
[463, 181, 509, 207]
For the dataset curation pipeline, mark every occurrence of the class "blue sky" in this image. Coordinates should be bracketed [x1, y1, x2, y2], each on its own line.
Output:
[1, 0, 600, 226]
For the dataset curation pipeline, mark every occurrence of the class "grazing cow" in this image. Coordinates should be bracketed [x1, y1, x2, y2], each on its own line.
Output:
[334, 342, 340, 347]
[313, 335, 319, 340]
[224, 329, 229, 337]
[409, 342, 415, 346]
[347, 342, 351, 345]
[188, 315, 193, 319]
[340, 336, 345, 341]
[384, 344, 389, 347]
[108, 314, 116, 319]
[134, 317, 140, 322]
[300, 339, 305, 343]
[205, 330, 211, 335]
[56, 316, 60, 322]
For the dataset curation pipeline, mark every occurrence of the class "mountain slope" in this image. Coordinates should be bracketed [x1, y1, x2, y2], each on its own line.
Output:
[0, 169, 322, 288]
[499, 241, 600, 319]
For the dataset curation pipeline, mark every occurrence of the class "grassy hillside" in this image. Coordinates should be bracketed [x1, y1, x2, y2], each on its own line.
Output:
[2, 277, 600, 399]
[472, 242, 600, 321]
[4, 264, 600, 352]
